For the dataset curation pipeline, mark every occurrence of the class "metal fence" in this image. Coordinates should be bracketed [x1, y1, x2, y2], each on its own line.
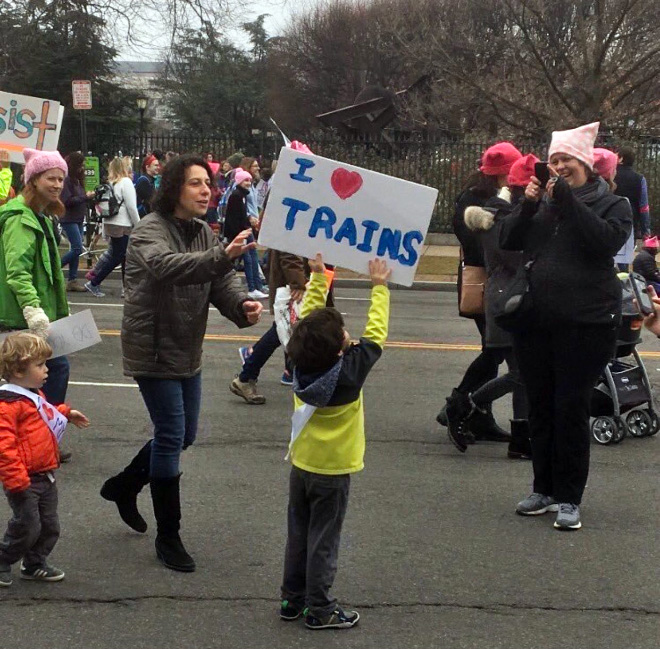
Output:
[66, 125, 660, 233]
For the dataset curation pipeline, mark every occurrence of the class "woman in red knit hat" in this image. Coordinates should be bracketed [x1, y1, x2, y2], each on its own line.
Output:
[439, 142, 522, 446]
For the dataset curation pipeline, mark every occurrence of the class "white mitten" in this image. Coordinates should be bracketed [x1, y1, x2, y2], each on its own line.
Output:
[23, 306, 50, 339]
[497, 186, 512, 202]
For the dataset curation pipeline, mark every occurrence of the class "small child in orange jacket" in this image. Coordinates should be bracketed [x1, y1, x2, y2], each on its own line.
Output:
[0, 332, 89, 587]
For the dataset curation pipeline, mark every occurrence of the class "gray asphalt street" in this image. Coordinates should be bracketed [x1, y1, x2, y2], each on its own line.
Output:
[2, 275, 659, 649]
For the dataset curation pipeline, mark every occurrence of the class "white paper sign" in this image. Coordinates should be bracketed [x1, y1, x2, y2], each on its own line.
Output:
[0, 91, 64, 164]
[72, 80, 92, 110]
[0, 310, 101, 358]
[258, 147, 438, 286]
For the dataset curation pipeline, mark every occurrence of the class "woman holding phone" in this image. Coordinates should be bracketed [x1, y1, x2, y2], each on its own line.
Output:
[500, 122, 632, 531]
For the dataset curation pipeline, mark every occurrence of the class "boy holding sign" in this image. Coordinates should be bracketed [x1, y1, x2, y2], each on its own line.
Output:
[0, 333, 89, 586]
[280, 254, 390, 630]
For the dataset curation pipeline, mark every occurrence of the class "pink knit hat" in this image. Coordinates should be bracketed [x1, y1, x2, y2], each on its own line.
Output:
[507, 153, 540, 188]
[548, 122, 599, 171]
[23, 148, 67, 185]
[593, 148, 618, 181]
[644, 236, 659, 249]
[234, 169, 252, 185]
[480, 142, 522, 176]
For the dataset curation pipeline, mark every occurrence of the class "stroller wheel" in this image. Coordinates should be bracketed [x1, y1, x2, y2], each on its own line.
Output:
[591, 416, 618, 445]
[626, 409, 652, 437]
[647, 410, 660, 436]
[613, 416, 627, 443]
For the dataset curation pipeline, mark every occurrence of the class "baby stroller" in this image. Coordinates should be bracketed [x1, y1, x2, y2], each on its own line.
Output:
[590, 274, 659, 444]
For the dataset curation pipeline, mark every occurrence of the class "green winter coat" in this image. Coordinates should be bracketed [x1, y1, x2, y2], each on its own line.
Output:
[0, 195, 69, 329]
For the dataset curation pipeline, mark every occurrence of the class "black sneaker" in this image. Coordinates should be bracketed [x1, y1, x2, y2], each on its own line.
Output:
[305, 606, 360, 630]
[280, 599, 305, 621]
[20, 563, 65, 582]
[0, 570, 12, 587]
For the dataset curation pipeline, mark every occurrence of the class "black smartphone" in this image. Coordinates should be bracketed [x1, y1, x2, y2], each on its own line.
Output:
[630, 272, 655, 316]
[534, 161, 550, 185]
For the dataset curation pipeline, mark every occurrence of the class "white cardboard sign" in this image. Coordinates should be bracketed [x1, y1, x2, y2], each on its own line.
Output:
[0, 310, 101, 358]
[258, 147, 438, 286]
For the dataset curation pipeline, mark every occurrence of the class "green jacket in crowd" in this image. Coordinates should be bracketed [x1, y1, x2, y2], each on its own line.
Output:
[0, 195, 69, 330]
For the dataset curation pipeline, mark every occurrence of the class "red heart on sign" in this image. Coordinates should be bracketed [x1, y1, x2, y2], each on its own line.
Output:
[331, 168, 363, 200]
[42, 404, 55, 420]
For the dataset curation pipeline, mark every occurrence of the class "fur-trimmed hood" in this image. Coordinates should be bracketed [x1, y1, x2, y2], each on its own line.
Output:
[464, 205, 495, 232]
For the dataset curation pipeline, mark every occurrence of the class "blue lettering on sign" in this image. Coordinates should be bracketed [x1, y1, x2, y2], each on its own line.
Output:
[334, 217, 357, 246]
[357, 219, 380, 252]
[399, 230, 424, 266]
[289, 158, 315, 183]
[377, 228, 402, 260]
[309, 206, 337, 239]
[281, 197, 311, 230]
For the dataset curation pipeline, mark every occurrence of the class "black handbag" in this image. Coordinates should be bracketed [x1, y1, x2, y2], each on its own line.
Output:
[492, 258, 535, 332]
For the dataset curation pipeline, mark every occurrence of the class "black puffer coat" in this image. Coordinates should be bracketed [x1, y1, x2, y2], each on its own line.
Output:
[499, 177, 632, 327]
[464, 194, 521, 347]
[632, 249, 660, 284]
[122, 212, 250, 378]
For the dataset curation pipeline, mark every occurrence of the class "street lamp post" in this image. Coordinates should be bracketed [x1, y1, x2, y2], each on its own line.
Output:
[136, 96, 148, 156]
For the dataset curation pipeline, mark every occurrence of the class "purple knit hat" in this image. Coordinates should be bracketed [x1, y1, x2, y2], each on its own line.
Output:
[23, 148, 68, 184]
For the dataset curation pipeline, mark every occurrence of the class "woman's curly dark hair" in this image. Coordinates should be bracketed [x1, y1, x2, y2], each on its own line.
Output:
[151, 154, 213, 217]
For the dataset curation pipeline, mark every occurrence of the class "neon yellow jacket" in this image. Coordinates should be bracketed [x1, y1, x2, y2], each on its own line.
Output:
[290, 272, 390, 475]
[0, 168, 12, 202]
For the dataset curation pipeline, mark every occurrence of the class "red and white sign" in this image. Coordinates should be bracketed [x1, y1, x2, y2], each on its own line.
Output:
[72, 80, 92, 110]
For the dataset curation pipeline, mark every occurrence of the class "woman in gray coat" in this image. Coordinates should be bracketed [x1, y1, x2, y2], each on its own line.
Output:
[100, 155, 262, 572]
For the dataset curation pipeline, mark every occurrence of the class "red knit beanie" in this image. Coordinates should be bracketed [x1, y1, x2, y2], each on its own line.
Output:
[507, 153, 540, 188]
[480, 142, 523, 176]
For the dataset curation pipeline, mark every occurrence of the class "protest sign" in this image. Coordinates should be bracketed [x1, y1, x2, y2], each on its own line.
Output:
[84, 156, 100, 192]
[0, 310, 101, 359]
[0, 91, 64, 164]
[258, 147, 438, 286]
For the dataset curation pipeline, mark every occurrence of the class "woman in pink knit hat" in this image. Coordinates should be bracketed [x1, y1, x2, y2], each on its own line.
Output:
[0, 149, 72, 456]
[439, 142, 523, 446]
[499, 122, 633, 530]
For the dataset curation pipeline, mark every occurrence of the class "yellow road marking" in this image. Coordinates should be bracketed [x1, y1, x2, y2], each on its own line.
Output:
[96, 330, 660, 357]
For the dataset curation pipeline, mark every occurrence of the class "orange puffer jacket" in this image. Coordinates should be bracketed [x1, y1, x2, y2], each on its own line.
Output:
[0, 390, 70, 492]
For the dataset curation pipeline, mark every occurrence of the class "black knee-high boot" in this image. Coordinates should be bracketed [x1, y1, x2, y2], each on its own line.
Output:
[150, 474, 195, 572]
[100, 440, 152, 533]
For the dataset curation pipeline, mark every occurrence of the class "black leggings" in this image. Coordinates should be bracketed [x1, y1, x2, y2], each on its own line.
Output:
[471, 348, 528, 420]
[457, 315, 505, 395]
[513, 325, 616, 505]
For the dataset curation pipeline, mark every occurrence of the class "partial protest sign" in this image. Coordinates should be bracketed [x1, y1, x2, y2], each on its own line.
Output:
[0, 310, 101, 359]
[84, 156, 100, 192]
[258, 147, 438, 286]
[0, 91, 64, 164]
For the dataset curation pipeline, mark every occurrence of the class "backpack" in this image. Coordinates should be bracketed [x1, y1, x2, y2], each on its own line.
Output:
[94, 182, 123, 219]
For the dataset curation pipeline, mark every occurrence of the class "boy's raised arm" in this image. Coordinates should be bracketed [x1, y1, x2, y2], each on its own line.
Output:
[300, 253, 330, 319]
[362, 259, 391, 348]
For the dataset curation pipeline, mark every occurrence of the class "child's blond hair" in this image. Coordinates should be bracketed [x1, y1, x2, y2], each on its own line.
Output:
[0, 333, 52, 381]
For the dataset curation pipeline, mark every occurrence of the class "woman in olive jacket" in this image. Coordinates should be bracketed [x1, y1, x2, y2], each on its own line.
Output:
[101, 155, 262, 572]
[500, 123, 632, 531]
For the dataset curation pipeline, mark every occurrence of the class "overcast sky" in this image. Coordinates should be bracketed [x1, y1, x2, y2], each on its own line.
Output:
[116, 0, 312, 61]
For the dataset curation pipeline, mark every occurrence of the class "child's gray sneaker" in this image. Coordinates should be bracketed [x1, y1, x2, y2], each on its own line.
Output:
[20, 563, 65, 582]
[516, 493, 558, 516]
[0, 570, 12, 587]
[554, 503, 582, 530]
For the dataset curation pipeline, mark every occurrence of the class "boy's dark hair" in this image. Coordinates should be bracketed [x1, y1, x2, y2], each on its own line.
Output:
[152, 154, 213, 217]
[287, 308, 345, 374]
[618, 146, 635, 166]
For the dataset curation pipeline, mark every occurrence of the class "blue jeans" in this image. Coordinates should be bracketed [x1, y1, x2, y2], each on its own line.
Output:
[239, 322, 283, 382]
[60, 223, 84, 280]
[43, 356, 70, 405]
[92, 235, 129, 287]
[242, 235, 263, 292]
[136, 373, 202, 479]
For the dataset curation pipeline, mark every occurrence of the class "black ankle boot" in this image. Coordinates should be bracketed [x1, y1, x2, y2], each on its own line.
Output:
[445, 389, 474, 452]
[508, 419, 532, 460]
[468, 405, 512, 442]
[100, 440, 151, 533]
[150, 475, 195, 572]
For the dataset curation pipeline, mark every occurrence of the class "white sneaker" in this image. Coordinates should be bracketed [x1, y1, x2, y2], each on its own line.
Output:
[248, 289, 269, 299]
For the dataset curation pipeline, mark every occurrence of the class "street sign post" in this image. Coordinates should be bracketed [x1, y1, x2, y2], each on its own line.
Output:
[72, 81, 92, 154]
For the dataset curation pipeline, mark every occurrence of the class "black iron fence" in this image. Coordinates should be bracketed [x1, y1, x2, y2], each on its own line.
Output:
[65, 125, 660, 233]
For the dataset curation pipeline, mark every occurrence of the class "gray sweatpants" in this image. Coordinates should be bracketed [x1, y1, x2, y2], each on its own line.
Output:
[281, 466, 350, 618]
[0, 473, 60, 570]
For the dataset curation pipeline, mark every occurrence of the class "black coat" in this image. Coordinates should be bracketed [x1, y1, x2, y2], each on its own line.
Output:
[500, 178, 632, 327]
[223, 187, 250, 243]
[614, 165, 643, 223]
[632, 249, 660, 284]
[465, 196, 521, 347]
